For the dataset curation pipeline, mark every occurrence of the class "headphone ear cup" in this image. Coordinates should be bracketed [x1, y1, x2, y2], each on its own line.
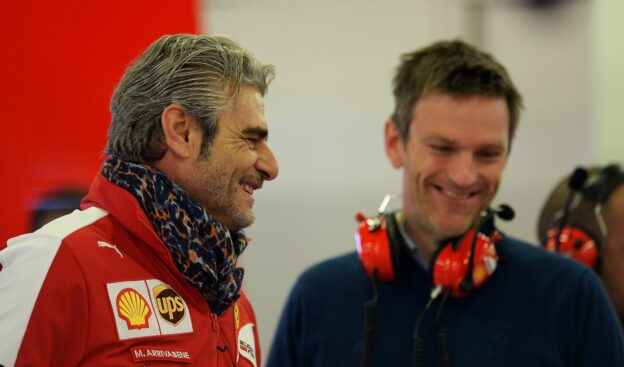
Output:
[355, 214, 393, 280]
[544, 226, 599, 268]
[430, 230, 498, 297]
[355, 212, 403, 281]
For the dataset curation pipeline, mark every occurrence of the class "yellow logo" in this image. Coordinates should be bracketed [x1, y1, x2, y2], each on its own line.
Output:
[234, 304, 240, 330]
[116, 288, 152, 330]
[153, 284, 186, 326]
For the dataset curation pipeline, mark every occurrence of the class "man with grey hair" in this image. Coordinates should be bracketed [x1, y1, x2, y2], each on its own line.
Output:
[0, 34, 278, 367]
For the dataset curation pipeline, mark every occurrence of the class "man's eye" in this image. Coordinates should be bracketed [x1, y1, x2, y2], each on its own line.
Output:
[245, 137, 260, 147]
[478, 150, 502, 159]
[431, 145, 452, 153]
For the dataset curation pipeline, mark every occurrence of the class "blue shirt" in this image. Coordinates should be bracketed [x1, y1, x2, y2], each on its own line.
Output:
[267, 236, 624, 366]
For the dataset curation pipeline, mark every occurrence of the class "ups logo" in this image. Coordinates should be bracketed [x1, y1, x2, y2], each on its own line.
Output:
[153, 284, 186, 325]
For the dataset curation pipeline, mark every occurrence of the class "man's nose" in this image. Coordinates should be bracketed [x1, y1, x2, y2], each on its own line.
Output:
[256, 143, 279, 181]
[448, 153, 478, 187]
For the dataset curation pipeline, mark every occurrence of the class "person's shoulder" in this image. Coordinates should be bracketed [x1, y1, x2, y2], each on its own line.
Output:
[498, 235, 591, 278]
[500, 235, 564, 261]
[283, 251, 371, 312]
[0, 208, 110, 351]
[27, 206, 108, 240]
[1, 207, 112, 294]
[5, 206, 109, 258]
[300, 251, 361, 279]
[292, 251, 362, 290]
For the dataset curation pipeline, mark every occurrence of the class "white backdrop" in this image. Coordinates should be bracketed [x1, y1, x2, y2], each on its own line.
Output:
[204, 0, 593, 353]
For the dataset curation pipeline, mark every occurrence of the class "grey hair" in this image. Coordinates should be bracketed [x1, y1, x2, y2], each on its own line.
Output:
[106, 34, 275, 162]
[391, 39, 523, 150]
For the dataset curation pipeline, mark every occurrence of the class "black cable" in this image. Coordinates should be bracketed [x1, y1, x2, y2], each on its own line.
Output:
[433, 288, 452, 367]
[460, 228, 480, 296]
[412, 285, 443, 367]
[436, 327, 451, 367]
[361, 269, 379, 367]
[412, 336, 425, 367]
[433, 288, 451, 326]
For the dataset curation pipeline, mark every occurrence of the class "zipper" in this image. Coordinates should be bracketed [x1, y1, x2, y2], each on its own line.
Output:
[212, 313, 237, 366]
[212, 314, 220, 367]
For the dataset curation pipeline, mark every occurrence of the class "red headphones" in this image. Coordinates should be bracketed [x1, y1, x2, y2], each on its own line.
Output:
[429, 228, 501, 297]
[355, 205, 509, 297]
[542, 164, 624, 270]
[543, 227, 599, 268]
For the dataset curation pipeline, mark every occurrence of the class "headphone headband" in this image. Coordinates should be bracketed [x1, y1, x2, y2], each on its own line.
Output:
[583, 164, 624, 204]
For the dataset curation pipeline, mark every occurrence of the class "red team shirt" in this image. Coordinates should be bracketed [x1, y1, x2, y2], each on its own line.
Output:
[0, 174, 261, 366]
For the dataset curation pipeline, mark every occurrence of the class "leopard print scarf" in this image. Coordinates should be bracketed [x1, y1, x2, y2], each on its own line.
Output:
[101, 157, 247, 315]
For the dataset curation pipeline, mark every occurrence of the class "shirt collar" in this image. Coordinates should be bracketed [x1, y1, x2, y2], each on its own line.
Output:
[396, 213, 430, 271]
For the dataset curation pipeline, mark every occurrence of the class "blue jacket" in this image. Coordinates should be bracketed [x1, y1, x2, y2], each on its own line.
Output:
[267, 237, 624, 366]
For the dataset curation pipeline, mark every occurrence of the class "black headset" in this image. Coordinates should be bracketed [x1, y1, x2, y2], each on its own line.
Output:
[542, 164, 624, 271]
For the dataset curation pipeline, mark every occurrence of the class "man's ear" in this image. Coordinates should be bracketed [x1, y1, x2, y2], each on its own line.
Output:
[384, 119, 404, 168]
[160, 104, 201, 159]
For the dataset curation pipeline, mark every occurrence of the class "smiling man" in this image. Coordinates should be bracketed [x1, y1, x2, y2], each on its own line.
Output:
[387, 92, 510, 260]
[0, 34, 277, 366]
[267, 40, 624, 367]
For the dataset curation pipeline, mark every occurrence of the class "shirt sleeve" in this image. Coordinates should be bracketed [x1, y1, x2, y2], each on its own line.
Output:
[0, 234, 89, 367]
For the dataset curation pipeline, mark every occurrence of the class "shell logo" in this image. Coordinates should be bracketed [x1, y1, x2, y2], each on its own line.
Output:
[116, 288, 152, 330]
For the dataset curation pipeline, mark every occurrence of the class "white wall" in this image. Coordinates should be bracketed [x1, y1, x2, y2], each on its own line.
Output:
[593, 0, 624, 162]
[204, 0, 592, 353]
[485, 0, 592, 245]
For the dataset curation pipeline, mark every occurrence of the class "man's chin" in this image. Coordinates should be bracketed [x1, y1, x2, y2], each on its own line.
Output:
[230, 211, 255, 231]
[210, 205, 255, 230]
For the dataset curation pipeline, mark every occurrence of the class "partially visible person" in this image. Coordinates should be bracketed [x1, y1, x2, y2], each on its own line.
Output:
[30, 188, 87, 230]
[538, 163, 624, 329]
[267, 39, 624, 367]
[0, 34, 278, 366]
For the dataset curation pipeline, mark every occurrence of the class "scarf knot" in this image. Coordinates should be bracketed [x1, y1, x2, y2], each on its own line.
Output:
[101, 157, 247, 315]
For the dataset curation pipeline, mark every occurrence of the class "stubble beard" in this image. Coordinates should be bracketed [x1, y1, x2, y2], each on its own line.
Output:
[195, 158, 255, 232]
